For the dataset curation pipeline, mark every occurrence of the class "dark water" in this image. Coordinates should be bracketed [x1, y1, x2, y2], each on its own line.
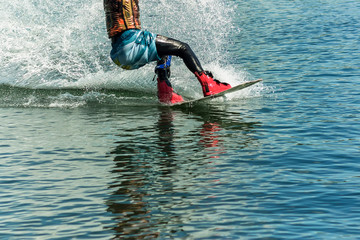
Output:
[1, 0, 360, 239]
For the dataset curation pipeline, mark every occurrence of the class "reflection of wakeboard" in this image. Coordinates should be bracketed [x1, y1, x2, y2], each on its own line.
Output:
[174, 79, 262, 106]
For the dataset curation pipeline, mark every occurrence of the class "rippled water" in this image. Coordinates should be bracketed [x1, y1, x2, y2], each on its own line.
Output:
[1, 0, 360, 239]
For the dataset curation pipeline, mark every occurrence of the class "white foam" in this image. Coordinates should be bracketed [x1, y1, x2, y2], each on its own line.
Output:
[0, 0, 268, 102]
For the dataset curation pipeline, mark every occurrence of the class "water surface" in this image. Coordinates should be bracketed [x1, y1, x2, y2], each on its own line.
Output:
[1, 0, 360, 239]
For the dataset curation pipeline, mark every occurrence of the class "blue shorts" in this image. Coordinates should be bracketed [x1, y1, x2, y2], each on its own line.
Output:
[110, 29, 161, 70]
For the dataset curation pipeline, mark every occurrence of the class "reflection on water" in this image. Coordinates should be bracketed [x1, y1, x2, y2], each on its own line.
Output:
[105, 104, 260, 239]
[1, 0, 360, 238]
[199, 121, 225, 158]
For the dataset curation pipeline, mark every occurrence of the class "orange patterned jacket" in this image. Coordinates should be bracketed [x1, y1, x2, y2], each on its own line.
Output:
[104, 0, 141, 38]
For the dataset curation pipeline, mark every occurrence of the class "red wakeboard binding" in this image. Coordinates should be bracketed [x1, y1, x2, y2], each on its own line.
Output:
[195, 71, 231, 96]
[155, 56, 184, 104]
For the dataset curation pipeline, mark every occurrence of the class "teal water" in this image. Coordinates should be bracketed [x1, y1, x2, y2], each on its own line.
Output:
[1, 0, 360, 239]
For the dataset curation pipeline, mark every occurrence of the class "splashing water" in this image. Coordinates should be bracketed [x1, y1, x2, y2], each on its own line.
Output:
[0, 0, 263, 106]
[0, 0, 107, 88]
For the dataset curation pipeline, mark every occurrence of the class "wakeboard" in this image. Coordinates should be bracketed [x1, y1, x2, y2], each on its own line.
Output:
[173, 79, 262, 106]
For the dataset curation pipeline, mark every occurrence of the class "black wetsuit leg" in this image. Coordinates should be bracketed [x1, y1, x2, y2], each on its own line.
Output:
[155, 35, 204, 74]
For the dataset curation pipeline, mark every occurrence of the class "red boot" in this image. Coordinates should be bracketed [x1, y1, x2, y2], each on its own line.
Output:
[195, 71, 231, 96]
[157, 78, 184, 104]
